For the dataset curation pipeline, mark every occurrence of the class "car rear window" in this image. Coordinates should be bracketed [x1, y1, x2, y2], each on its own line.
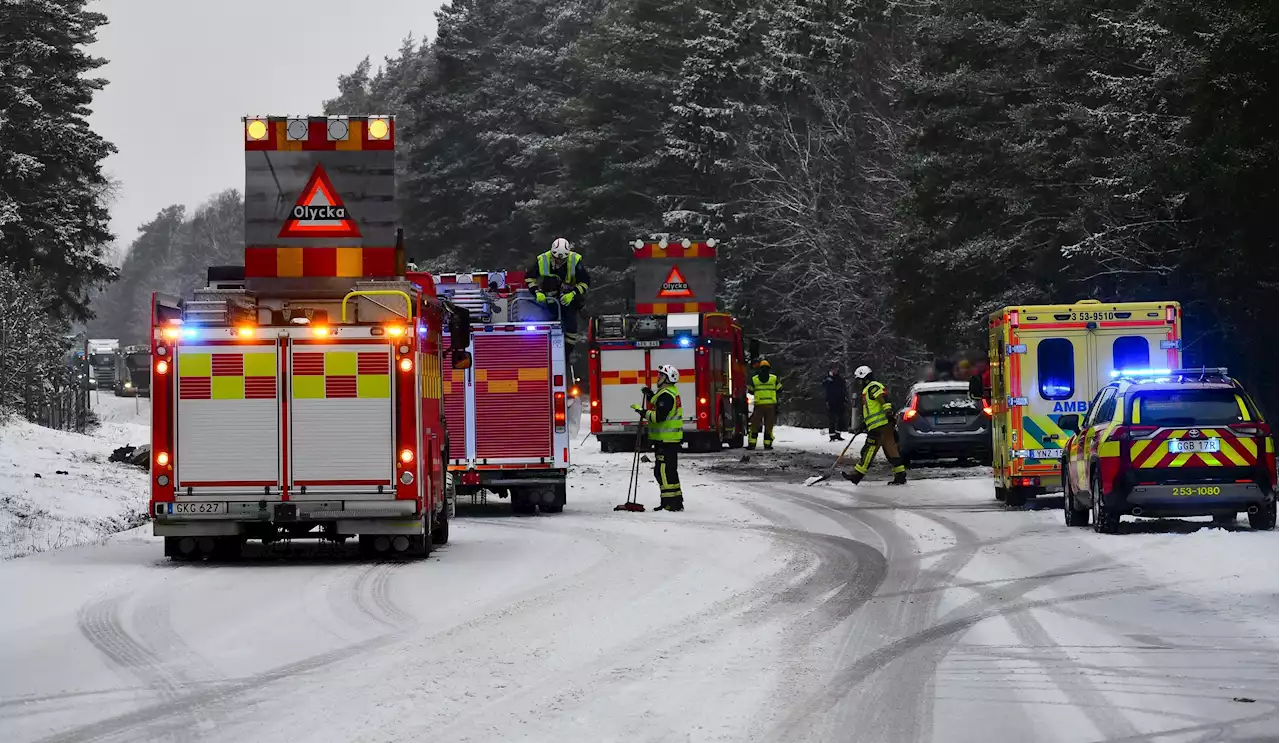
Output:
[917, 391, 977, 415]
[1132, 389, 1249, 427]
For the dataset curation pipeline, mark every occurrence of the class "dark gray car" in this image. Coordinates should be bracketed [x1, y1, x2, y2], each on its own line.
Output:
[896, 381, 993, 465]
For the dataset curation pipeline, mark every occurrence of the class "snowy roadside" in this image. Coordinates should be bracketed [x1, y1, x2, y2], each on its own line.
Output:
[0, 396, 150, 560]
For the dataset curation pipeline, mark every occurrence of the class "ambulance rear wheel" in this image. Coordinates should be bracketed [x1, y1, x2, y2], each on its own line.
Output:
[1005, 486, 1029, 508]
[994, 486, 1006, 502]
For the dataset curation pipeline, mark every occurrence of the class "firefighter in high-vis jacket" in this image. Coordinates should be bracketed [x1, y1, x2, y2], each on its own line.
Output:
[843, 365, 907, 485]
[747, 359, 782, 450]
[525, 237, 591, 359]
[633, 364, 684, 511]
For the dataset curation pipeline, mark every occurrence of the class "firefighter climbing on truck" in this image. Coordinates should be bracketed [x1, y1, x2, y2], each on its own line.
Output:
[525, 237, 590, 361]
[844, 365, 908, 485]
[633, 364, 684, 511]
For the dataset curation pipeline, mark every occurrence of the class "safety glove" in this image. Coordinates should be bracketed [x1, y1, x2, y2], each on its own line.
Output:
[560, 291, 576, 306]
[535, 291, 547, 303]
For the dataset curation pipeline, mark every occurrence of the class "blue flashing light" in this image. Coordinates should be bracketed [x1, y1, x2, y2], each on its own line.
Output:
[181, 327, 198, 339]
[677, 336, 692, 348]
[1111, 368, 1172, 378]
[526, 325, 538, 332]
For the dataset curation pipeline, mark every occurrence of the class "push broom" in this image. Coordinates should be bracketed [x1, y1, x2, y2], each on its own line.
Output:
[614, 394, 649, 512]
[804, 432, 858, 486]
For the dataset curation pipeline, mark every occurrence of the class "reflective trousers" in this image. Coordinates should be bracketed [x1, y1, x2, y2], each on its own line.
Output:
[749, 404, 777, 446]
[653, 442, 683, 509]
[854, 425, 906, 475]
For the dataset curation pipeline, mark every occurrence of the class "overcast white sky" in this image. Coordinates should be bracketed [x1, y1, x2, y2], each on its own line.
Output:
[87, 0, 444, 259]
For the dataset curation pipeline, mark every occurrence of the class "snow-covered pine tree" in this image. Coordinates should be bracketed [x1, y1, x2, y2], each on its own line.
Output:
[0, 0, 117, 319]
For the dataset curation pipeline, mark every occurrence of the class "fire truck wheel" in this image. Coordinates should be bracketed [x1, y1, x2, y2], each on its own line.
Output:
[211, 536, 244, 560]
[432, 513, 450, 544]
[540, 485, 566, 514]
[511, 490, 538, 515]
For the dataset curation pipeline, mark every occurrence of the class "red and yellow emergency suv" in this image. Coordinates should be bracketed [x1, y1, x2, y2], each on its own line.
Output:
[977, 299, 1183, 507]
[1059, 368, 1277, 533]
[148, 114, 471, 560]
[588, 239, 749, 453]
[418, 271, 574, 514]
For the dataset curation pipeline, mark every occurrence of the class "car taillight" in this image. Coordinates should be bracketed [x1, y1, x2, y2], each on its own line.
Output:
[1230, 423, 1262, 436]
[1115, 426, 1159, 441]
[902, 394, 919, 421]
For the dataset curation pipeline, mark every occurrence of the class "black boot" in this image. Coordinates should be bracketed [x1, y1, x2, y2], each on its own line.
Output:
[888, 471, 907, 485]
[746, 442, 757, 451]
[842, 470, 864, 485]
[764, 443, 774, 450]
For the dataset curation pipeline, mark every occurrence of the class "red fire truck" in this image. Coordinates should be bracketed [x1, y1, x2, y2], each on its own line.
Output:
[421, 271, 576, 514]
[148, 114, 471, 560]
[588, 239, 749, 453]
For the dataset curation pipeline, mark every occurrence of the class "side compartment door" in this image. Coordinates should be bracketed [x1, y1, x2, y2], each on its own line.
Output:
[289, 341, 394, 492]
[472, 332, 552, 461]
[174, 342, 281, 493]
[649, 348, 697, 425]
[1018, 333, 1091, 470]
[441, 332, 472, 464]
[599, 348, 648, 425]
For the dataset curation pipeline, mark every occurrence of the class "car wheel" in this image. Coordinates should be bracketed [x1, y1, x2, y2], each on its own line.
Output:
[1090, 475, 1120, 534]
[1249, 503, 1277, 531]
[1063, 474, 1089, 527]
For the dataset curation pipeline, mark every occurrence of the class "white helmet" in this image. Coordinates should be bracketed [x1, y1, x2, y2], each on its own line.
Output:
[550, 237, 571, 261]
[853, 365, 872, 380]
[657, 364, 679, 385]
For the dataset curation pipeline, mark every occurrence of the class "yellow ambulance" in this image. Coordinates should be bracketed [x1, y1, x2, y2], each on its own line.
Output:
[972, 299, 1183, 507]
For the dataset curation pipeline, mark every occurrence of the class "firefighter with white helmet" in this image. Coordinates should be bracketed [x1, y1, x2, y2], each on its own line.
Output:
[524, 237, 591, 360]
[844, 365, 907, 485]
[632, 364, 684, 511]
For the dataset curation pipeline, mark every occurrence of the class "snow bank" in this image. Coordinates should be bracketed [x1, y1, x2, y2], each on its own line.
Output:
[0, 396, 150, 559]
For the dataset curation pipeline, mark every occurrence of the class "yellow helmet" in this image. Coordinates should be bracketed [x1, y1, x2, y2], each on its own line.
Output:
[758, 359, 770, 368]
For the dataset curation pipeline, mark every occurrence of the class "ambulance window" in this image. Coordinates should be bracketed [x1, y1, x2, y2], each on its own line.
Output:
[1037, 338, 1074, 400]
[1112, 336, 1149, 372]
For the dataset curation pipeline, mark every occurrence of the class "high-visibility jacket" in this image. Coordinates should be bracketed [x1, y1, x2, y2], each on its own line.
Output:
[647, 385, 683, 443]
[861, 380, 892, 431]
[525, 251, 590, 296]
[749, 373, 781, 406]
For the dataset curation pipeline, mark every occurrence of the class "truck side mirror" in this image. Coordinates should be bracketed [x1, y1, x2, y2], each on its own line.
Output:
[448, 307, 472, 351]
[1058, 413, 1081, 433]
[967, 375, 984, 400]
[451, 350, 472, 370]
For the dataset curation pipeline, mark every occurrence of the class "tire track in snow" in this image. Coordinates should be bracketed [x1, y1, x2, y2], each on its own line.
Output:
[38, 521, 633, 743]
[758, 483, 992, 743]
[425, 514, 888, 741]
[74, 593, 211, 743]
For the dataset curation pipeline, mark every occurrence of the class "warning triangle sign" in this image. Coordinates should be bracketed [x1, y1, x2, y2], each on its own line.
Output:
[657, 266, 694, 298]
[278, 164, 362, 239]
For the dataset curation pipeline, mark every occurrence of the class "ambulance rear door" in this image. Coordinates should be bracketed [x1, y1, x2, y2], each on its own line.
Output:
[1013, 330, 1092, 478]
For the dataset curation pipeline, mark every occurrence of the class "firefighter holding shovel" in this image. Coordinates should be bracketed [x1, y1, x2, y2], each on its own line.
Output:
[843, 365, 907, 486]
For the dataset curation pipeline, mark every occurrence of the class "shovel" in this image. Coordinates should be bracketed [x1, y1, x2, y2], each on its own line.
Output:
[804, 433, 858, 486]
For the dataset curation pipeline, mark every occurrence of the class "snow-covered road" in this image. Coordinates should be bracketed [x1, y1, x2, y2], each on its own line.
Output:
[0, 401, 1275, 742]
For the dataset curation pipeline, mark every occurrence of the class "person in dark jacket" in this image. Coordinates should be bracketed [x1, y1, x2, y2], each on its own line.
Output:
[822, 366, 848, 441]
